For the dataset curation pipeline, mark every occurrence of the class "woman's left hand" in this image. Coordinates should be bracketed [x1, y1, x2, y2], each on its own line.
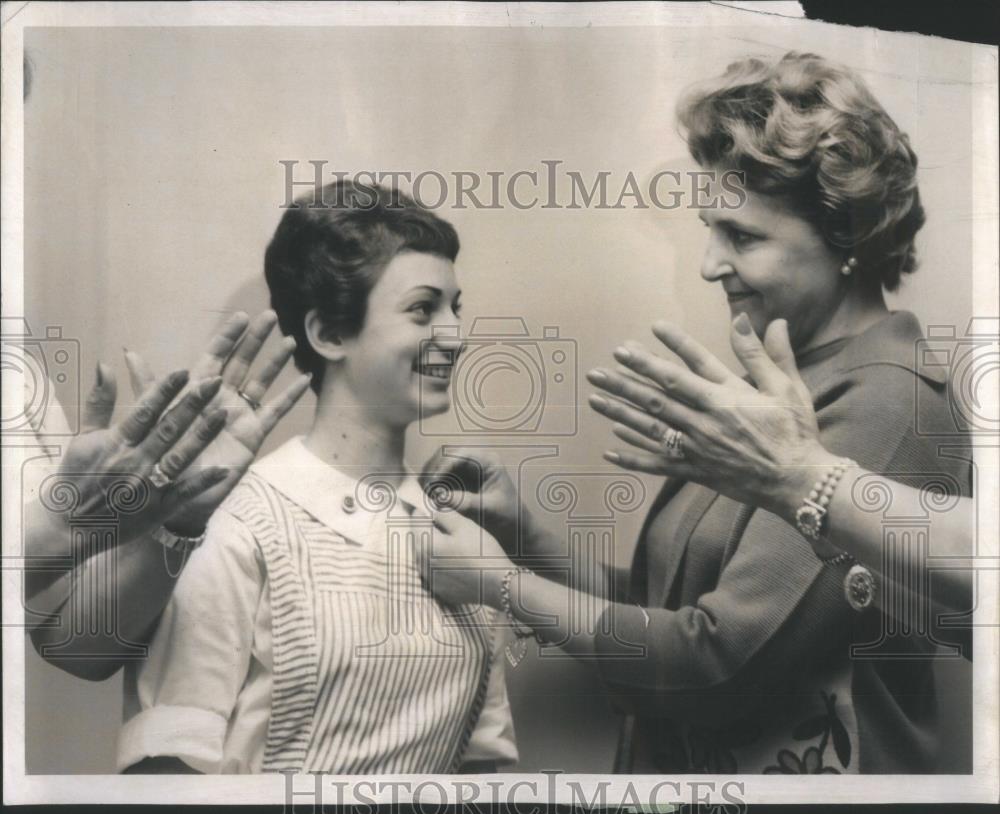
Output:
[587, 314, 833, 518]
[416, 509, 513, 608]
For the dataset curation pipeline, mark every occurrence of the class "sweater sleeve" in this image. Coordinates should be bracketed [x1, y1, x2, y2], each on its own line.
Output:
[593, 363, 965, 724]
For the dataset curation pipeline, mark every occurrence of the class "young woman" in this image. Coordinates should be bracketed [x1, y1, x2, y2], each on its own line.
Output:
[118, 182, 517, 774]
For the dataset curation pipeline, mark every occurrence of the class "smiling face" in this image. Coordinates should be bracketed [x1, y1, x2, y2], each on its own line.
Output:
[698, 177, 848, 351]
[338, 250, 463, 428]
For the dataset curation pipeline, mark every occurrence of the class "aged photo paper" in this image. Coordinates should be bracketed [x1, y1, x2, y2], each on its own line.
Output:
[2, 1, 997, 808]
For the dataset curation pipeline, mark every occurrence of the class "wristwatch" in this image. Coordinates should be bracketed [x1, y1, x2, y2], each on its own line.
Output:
[151, 525, 207, 553]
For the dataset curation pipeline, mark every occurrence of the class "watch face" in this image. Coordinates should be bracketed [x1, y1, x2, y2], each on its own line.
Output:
[844, 564, 876, 611]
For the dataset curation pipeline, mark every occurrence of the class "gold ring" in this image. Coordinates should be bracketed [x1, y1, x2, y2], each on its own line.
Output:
[236, 389, 261, 411]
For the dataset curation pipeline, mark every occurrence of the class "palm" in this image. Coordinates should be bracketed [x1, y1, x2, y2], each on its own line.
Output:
[124, 311, 310, 535]
[164, 386, 263, 527]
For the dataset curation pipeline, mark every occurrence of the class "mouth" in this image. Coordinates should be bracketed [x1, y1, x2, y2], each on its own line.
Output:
[414, 362, 453, 380]
[413, 350, 456, 382]
[725, 291, 756, 304]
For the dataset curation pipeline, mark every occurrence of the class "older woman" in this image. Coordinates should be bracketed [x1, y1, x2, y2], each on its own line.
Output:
[422, 52, 972, 774]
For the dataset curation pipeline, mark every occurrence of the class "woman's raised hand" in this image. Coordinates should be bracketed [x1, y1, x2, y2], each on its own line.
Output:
[122, 310, 312, 536]
[587, 315, 834, 517]
[415, 508, 511, 608]
[26, 364, 233, 556]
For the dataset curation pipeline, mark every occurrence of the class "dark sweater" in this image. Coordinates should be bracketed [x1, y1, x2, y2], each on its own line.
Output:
[595, 311, 972, 774]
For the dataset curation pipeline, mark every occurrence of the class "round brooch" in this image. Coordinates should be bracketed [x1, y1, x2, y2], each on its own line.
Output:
[844, 564, 876, 611]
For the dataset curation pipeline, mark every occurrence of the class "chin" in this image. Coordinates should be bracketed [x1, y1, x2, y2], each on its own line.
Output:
[414, 389, 452, 421]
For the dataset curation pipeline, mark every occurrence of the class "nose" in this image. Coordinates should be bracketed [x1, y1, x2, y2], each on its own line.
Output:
[428, 318, 465, 362]
[700, 230, 735, 283]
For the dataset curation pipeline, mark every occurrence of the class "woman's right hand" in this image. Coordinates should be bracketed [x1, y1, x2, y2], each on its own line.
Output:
[589, 315, 837, 521]
[420, 447, 540, 558]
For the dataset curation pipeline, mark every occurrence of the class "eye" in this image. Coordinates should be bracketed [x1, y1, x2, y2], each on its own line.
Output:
[409, 302, 434, 321]
[727, 226, 760, 248]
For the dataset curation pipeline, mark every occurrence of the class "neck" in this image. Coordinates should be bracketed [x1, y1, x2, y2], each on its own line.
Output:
[798, 281, 889, 354]
[304, 374, 408, 487]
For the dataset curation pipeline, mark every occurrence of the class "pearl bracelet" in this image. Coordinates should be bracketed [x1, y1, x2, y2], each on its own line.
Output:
[794, 457, 856, 542]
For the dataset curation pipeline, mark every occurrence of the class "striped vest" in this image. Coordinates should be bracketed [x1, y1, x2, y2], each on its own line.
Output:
[225, 473, 494, 773]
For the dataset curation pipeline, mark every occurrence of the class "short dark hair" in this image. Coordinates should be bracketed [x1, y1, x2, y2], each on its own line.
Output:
[264, 181, 460, 391]
[677, 51, 925, 291]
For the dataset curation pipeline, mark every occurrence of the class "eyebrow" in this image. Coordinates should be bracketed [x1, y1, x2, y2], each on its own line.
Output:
[403, 286, 442, 298]
[699, 213, 760, 232]
[401, 286, 462, 299]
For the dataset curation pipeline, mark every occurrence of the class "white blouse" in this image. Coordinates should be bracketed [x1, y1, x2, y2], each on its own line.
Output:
[118, 437, 517, 774]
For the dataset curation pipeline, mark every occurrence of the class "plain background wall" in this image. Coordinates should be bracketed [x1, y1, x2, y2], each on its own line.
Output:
[22, 22, 978, 773]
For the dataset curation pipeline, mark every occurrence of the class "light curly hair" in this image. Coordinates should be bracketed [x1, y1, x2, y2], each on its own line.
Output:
[678, 52, 925, 291]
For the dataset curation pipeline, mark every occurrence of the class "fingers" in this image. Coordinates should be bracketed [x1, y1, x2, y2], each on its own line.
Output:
[420, 447, 450, 484]
[256, 373, 312, 438]
[762, 319, 812, 406]
[191, 311, 252, 380]
[589, 390, 677, 445]
[429, 507, 461, 535]
[116, 369, 190, 447]
[222, 310, 278, 389]
[651, 320, 735, 384]
[612, 422, 667, 455]
[603, 447, 696, 478]
[123, 348, 155, 398]
[420, 447, 495, 493]
[140, 377, 224, 460]
[729, 313, 787, 395]
[587, 367, 699, 432]
[238, 335, 297, 405]
[160, 466, 230, 515]
[760, 319, 796, 378]
[27, 378, 72, 442]
[420, 449, 480, 500]
[612, 342, 718, 409]
[81, 362, 118, 433]
[155, 407, 228, 482]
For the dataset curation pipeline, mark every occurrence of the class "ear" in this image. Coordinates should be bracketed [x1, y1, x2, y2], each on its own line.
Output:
[304, 309, 347, 363]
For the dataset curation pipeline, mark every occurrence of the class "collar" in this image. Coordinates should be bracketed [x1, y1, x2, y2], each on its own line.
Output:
[798, 310, 949, 386]
[249, 437, 429, 546]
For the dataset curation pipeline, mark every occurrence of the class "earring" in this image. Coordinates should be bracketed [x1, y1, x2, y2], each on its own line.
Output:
[840, 256, 858, 276]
